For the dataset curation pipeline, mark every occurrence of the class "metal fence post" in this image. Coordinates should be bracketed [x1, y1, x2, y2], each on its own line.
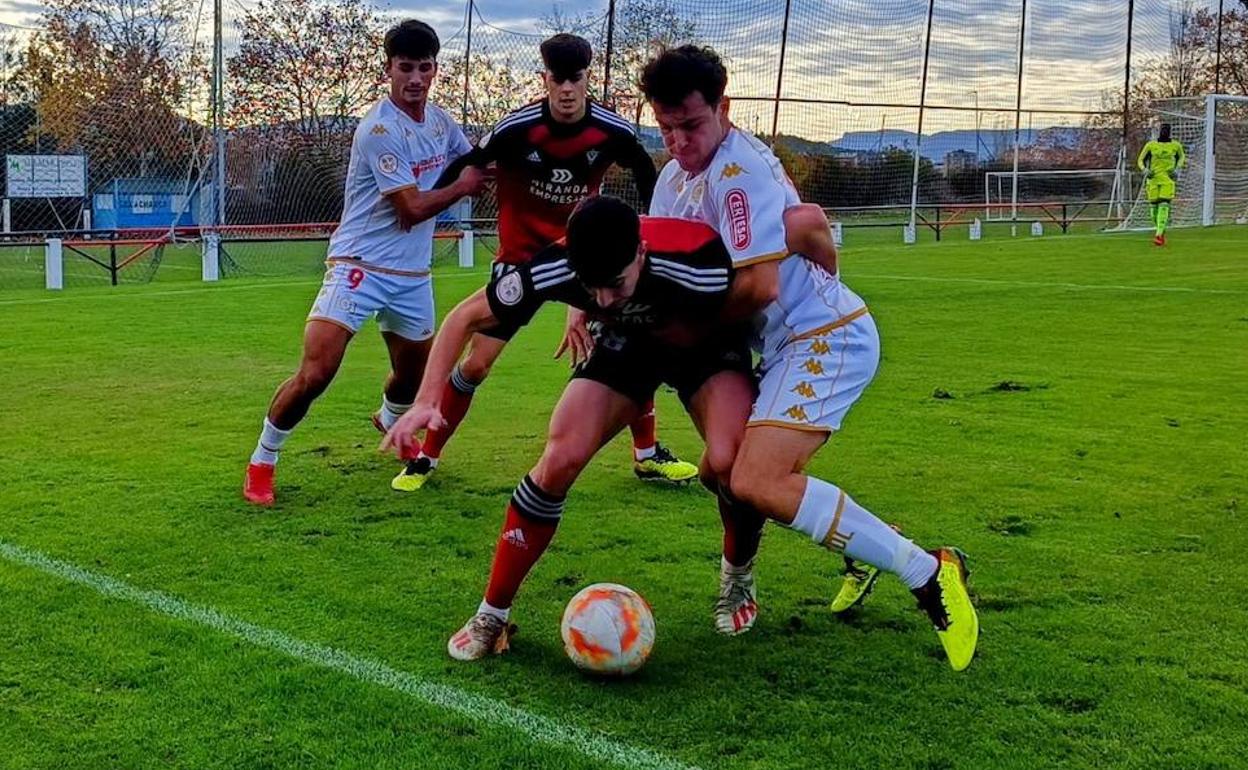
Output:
[907, 0, 936, 235]
[771, 0, 793, 141]
[603, 0, 616, 103]
[461, 0, 474, 126]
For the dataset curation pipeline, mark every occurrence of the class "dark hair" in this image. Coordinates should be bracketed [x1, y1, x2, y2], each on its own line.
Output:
[640, 45, 728, 108]
[540, 33, 593, 79]
[566, 196, 641, 287]
[1159, 123, 1172, 142]
[385, 20, 440, 62]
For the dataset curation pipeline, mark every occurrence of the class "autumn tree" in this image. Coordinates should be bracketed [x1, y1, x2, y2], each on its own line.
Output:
[226, 0, 385, 141]
[14, 0, 204, 184]
[438, 52, 544, 134]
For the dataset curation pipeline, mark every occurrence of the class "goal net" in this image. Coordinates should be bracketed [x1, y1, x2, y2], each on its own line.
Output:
[1118, 95, 1248, 230]
[983, 169, 1128, 222]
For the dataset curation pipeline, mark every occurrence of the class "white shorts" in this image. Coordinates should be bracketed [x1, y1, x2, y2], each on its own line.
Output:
[307, 262, 435, 341]
[749, 310, 880, 433]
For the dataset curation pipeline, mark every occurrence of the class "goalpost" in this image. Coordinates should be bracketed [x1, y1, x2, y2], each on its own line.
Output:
[1117, 94, 1248, 231]
[983, 169, 1128, 222]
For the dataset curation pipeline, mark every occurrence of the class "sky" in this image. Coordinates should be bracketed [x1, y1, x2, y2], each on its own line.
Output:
[0, 0, 1221, 141]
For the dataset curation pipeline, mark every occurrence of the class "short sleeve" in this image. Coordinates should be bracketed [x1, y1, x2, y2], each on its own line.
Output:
[709, 163, 790, 268]
[447, 118, 472, 165]
[485, 263, 545, 330]
[358, 122, 416, 194]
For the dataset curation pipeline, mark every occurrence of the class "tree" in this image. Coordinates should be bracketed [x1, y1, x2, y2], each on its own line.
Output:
[14, 0, 204, 184]
[1192, 0, 1248, 95]
[438, 52, 543, 134]
[226, 0, 386, 141]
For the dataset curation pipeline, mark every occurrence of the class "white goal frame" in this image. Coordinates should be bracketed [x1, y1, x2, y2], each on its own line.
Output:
[983, 168, 1128, 222]
[1117, 94, 1248, 230]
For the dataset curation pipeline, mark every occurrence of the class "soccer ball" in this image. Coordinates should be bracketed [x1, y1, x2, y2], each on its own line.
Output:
[560, 583, 655, 675]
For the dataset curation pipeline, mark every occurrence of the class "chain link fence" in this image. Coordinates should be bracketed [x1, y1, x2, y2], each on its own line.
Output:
[1, 0, 1244, 286]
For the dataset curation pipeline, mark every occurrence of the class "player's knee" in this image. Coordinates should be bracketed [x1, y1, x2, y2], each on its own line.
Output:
[533, 439, 594, 493]
[457, 354, 493, 384]
[728, 463, 769, 511]
[699, 444, 736, 491]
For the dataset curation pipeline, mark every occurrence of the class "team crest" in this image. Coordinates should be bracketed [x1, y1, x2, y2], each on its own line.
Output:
[377, 153, 398, 174]
[496, 271, 524, 306]
[587, 150, 599, 164]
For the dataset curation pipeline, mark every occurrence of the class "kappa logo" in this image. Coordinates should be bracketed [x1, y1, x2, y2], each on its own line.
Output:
[502, 528, 528, 549]
[551, 168, 573, 183]
[587, 150, 599, 164]
[792, 382, 817, 399]
[724, 188, 752, 250]
[527, 151, 542, 163]
[719, 162, 747, 180]
[370, 124, 388, 135]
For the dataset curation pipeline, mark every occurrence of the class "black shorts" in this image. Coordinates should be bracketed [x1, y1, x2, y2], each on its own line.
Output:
[571, 323, 753, 406]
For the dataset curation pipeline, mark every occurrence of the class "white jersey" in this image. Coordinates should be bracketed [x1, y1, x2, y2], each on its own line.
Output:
[650, 127, 867, 359]
[327, 98, 471, 273]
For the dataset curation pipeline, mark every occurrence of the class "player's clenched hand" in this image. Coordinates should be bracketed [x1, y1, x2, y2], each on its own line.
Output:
[554, 306, 594, 367]
[380, 403, 445, 458]
[456, 165, 489, 197]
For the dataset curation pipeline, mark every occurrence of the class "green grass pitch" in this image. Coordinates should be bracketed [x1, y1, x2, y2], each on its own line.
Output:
[1, 226, 1246, 768]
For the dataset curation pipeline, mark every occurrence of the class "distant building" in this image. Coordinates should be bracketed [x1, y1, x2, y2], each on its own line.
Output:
[943, 149, 978, 175]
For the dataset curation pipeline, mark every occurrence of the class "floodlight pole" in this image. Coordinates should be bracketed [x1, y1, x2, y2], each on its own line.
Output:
[908, 0, 935, 235]
[212, 0, 224, 229]
[771, 0, 793, 141]
[1010, 0, 1029, 227]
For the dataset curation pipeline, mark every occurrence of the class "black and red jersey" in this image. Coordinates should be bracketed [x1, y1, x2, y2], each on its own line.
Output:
[484, 217, 731, 335]
[441, 99, 657, 264]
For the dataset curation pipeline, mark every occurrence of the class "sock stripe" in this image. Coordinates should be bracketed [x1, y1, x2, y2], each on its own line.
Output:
[511, 476, 564, 521]
[450, 366, 479, 395]
[820, 490, 848, 551]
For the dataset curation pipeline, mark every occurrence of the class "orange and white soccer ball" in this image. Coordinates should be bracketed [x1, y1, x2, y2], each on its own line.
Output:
[560, 583, 655, 675]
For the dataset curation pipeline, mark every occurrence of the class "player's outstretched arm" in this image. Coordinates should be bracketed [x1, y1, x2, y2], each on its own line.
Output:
[784, 203, 838, 276]
[388, 167, 486, 230]
[380, 288, 498, 457]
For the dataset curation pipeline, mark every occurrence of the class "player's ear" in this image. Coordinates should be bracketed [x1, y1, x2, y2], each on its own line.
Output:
[719, 96, 731, 119]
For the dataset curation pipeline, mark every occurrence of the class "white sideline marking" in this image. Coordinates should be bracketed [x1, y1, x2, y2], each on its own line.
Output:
[852, 272, 1248, 295]
[0, 540, 699, 770]
[0, 270, 491, 307]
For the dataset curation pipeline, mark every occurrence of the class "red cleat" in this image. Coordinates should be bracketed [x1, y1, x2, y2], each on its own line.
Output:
[244, 462, 275, 506]
[1153, 234, 1165, 246]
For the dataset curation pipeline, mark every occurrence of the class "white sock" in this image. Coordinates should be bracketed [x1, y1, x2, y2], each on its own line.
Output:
[379, 395, 412, 431]
[415, 453, 440, 468]
[634, 444, 656, 461]
[790, 477, 937, 590]
[721, 555, 753, 575]
[250, 418, 292, 466]
[478, 599, 509, 621]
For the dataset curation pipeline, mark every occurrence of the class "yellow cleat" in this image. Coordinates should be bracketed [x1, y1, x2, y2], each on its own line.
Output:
[830, 557, 881, 613]
[633, 443, 698, 484]
[912, 547, 979, 671]
[391, 457, 434, 492]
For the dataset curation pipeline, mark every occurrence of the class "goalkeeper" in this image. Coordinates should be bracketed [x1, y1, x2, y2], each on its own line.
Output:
[1136, 123, 1186, 246]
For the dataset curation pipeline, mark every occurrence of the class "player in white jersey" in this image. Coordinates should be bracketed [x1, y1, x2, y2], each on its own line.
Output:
[642, 46, 979, 669]
[244, 20, 486, 506]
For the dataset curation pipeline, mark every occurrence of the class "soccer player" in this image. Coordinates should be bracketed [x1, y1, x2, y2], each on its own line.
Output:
[390, 33, 699, 492]
[642, 45, 979, 670]
[243, 20, 486, 506]
[382, 195, 837, 657]
[1137, 123, 1186, 246]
